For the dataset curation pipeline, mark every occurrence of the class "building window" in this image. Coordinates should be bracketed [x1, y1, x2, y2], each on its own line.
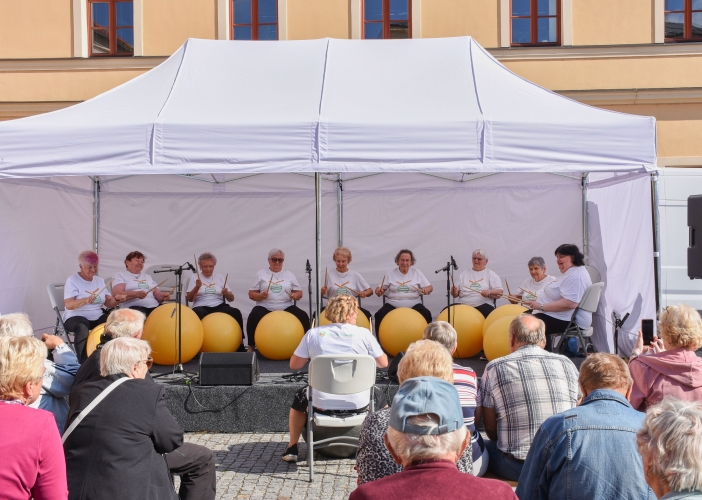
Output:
[89, 0, 134, 56]
[232, 0, 278, 40]
[363, 0, 411, 39]
[511, 0, 559, 46]
[665, 0, 702, 41]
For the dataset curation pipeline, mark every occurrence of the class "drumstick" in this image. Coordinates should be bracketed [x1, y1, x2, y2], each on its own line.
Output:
[145, 278, 169, 295]
[411, 284, 426, 295]
[378, 275, 385, 291]
[519, 286, 536, 297]
[505, 279, 512, 296]
[266, 274, 273, 293]
[193, 255, 201, 281]
[223, 273, 229, 290]
[451, 270, 455, 288]
[344, 286, 361, 296]
[87, 278, 113, 298]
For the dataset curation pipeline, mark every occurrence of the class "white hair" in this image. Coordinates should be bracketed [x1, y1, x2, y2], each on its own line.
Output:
[472, 248, 489, 260]
[386, 414, 467, 465]
[638, 398, 702, 493]
[268, 248, 285, 259]
[104, 309, 145, 340]
[423, 322, 457, 352]
[0, 313, 33, 338]
[528, 256, 546, 268]
[100, 337, 151, 377]
[198, 252, 217, 265]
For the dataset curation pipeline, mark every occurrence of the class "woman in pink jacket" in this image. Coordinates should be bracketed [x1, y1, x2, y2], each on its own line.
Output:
[629, 304, 702, 411]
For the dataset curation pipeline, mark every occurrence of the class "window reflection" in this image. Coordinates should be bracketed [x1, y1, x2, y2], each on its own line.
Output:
[537, 0, 556, 16]
[693, 12, 702, 37]
[234, 0, 252, 24]
[92, 3, 109, 27]
[234, 25, 252, 40]
[389, 21, 409, 38]
[512, 18, 531, 43]
[364, 23, 383, 38]
[537, 17, 557, 42]
[90, 0, 132, 56]
[665, 12, 685, 38]
[116, 28, 134, 52]
[389, 0, 408, 20]
[512, 0, 530, 16]
[694, 0, 702, 9]
[365, 0, 383, 21]
[258, 25, 277, 40]
[666, 0, 684, 11]
[258, 0, 277, 23]
[116, 2, 133, 26]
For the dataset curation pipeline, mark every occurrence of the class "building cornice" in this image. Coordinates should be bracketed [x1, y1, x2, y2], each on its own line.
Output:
[556, 87, 702, 105]
[488, 42, 702, 61]
[0, 56, 167, 72]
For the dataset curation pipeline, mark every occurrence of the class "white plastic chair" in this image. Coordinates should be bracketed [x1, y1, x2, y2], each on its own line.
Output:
[47, 283, 70, 342]
[307, 354, 376, 482]
[554, 282, 604, 354]
[584, 265, 601, 284]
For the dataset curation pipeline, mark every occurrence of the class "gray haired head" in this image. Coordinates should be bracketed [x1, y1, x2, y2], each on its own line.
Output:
[528, 256, 546, 268]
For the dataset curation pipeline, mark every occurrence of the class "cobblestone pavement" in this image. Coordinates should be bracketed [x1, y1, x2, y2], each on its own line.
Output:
[184, 432, 358, 500]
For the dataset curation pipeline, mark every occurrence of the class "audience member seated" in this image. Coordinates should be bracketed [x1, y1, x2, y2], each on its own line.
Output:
[0, 312, 79, 430]
[629, 304, 702, 411]
[423, 321, 487, 476]
[350, 377, 517, 500]
[64, 338, 185, 500]
[516, 353, 652, 500]
[281, 295, 388, 463]
[481, 314, 579, 481]
[637, 398, 702, 500]
[0, 336, 68, 499]
[356, 340, 473, 484]
[70, 310, 216, 500]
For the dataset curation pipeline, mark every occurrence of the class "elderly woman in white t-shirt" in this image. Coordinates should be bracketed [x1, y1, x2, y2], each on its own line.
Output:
[320, 246, 373, 321]
[246, 248, 310, 353]
[507, 256, 557, 305]
[63, 250, 126, 362]
[111, 251, 171, 318]
[524, 244, 592, 350]
[186, 252, 243, 331]
[374, 249, 433, 334]
[451, 248, 503, 318]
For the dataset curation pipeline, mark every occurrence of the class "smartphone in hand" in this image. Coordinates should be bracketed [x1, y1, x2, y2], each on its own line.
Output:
[642, 319, 655, 345]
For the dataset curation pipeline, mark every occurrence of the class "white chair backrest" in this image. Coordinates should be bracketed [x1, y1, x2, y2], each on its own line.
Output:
[584, 265, 601, 284]
[309, 355, 376, 395]
[47, 283, 65, 312]
[578, 282, 604, 313]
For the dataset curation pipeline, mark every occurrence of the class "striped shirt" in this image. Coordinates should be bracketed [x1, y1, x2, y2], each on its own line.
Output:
[481, 345, 579, 460]
[452, 363, 484, 462]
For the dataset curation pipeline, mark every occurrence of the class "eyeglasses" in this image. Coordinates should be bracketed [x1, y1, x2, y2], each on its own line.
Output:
[269, 258, 284, 263]
[140, 357, 153, 369]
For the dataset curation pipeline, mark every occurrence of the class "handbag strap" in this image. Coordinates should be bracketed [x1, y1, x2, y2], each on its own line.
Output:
[62, 377, 131, 443]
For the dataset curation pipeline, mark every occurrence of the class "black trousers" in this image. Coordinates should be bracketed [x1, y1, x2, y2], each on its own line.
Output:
[533, 313, 571, 352]
[165, 442, 216, 500]
[129, 305, 158, 318]
[64, 311, 111, 363]
[245, 305, 310, 347]
[192, 303, 244, 331]
[440, 303, 495, 319]
[374, 303, 432, 339]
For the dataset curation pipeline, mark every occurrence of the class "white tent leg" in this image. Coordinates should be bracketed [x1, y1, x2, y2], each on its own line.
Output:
[315, 173, 322, 320]
[92, 177, 100, 253]
[651, 172, 662, 314]
[337, 175, 343, 247]
[582, 173, 589, 264]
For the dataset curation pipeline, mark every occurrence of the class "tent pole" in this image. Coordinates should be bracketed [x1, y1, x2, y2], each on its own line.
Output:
[582, 173, 589, 265]
[337, 175, 343, 247]
[315, 173, 322, 321]
[92, 177, 100, 254]
[651, 172, 662, 315]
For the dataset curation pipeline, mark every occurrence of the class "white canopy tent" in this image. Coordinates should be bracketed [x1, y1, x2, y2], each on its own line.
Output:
[0, 37, 658, 354]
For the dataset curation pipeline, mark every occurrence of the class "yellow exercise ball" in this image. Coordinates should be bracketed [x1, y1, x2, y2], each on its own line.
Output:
[86, 323, 105, 357]
[437, 305, 485, 358]
[255, 311, 305, 360]
[378, 308, 428, 357]
[483, 316, 516, 361]
[483, 304, 528, 337]
[319, 309, 372, 332]
[142, 304, 204, 365]
[200, 313, 242, 353]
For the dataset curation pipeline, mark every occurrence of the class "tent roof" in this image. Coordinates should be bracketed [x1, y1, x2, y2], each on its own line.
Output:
[0, 37, 656, 178]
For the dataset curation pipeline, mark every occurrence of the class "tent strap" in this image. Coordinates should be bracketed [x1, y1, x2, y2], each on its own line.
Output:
[93, 177, 100, 253]
[582, 173, 588, 265]
[315, 173, 322, 320]
[651, 172, 662, 315]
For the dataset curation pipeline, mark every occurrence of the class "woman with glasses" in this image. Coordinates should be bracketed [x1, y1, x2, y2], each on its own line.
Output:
[64, 250, 127, 362]
[111, 251, 171, 318]
[246, 248, 310, 353]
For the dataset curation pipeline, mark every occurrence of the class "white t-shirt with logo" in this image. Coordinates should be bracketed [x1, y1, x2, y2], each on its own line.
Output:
[379, 267, 431, 307]
[293, 323, 384, 410]
[62, 273, 109, 321]
[518, 275, 557, 302]
[537, 265, 593, 327]
[323, 267, 371, 300]
[455, 268, 502, 307]
[187, 273, 228, 308]
[112, 270, 160, 309]
[250, 268, 301, 311]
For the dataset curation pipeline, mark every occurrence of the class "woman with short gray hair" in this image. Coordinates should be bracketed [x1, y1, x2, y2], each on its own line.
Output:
[451, 248, 503, 318]
[507, 257, 556, 305]
[186, 252, 243, 335]
[637, 398, 702, 499]
[246, 248, 310, 353]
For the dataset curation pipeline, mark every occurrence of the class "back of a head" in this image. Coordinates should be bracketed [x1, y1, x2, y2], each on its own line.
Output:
[579, 353, 632, 393]
[324, 295, 357, 324]
[0, 336, 47, 400]
[510, 314, 546, 347]
[423, 321, 457, 353]
[397, 340, 454, 385]
[103, 308, 146, 341]
[0, 313, 33, 338]
[659, 304, 702, 350]
[100, 337, 150, 377]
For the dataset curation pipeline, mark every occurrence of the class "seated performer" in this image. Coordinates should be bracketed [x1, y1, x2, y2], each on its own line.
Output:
[321, 246, 373, 320]
[63, 250, 126, 362]
[374, 249, 433, 333]
[246, 248, 310, 353]
[111, 251, 171, 318]
[507, 256, 557, 304]
[451, 248, 503, 318]
[186, 252, 243, 331]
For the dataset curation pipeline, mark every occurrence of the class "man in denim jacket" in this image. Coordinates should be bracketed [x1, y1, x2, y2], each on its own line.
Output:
[516, 353, 653, 500]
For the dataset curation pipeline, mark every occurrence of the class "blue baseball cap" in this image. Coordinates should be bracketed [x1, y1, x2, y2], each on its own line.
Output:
[389, 377, 464, 435]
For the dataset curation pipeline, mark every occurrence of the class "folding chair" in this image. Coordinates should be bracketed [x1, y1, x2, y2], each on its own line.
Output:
[307, 354, 376, 482]
[47, 283, 70, 343]
[554, 282, 604, 355]
[584, 265, 601, 284]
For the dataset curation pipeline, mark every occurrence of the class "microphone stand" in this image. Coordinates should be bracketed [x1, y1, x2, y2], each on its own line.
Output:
[436, 260, 453, 325]
[305, 259, 313, 322]
[612, 311, 630, 356]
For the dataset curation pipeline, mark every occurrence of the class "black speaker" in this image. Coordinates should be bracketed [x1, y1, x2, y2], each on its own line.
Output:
[689, 195, 702, 279]
[199, 352, 259, 386]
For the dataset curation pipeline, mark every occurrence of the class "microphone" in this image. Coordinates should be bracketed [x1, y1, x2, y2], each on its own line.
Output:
[306, 259, 312, 273]
[185, 262, 196, 273]
[451, 255, 458, 270]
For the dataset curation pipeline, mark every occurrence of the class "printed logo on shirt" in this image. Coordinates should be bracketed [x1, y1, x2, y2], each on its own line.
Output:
[523, 292, 537, 301]
[336, 287, 349, 296]
[397, 285, 410, 293]
[469, 282, 482, 291]
[204, 285, 216, 294]
[318, 329, 352, 339]
[270, 284, 283, 293]
[136, 280, 149, 290]
[93, 295, 102, 304]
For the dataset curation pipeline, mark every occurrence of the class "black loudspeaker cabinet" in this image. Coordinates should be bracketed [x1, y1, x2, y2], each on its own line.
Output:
[689, 195, 702, 279]
[199, 352, 259, 386]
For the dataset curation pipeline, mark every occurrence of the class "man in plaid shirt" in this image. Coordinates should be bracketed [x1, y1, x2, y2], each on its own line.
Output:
[481, 314, 579, 481]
